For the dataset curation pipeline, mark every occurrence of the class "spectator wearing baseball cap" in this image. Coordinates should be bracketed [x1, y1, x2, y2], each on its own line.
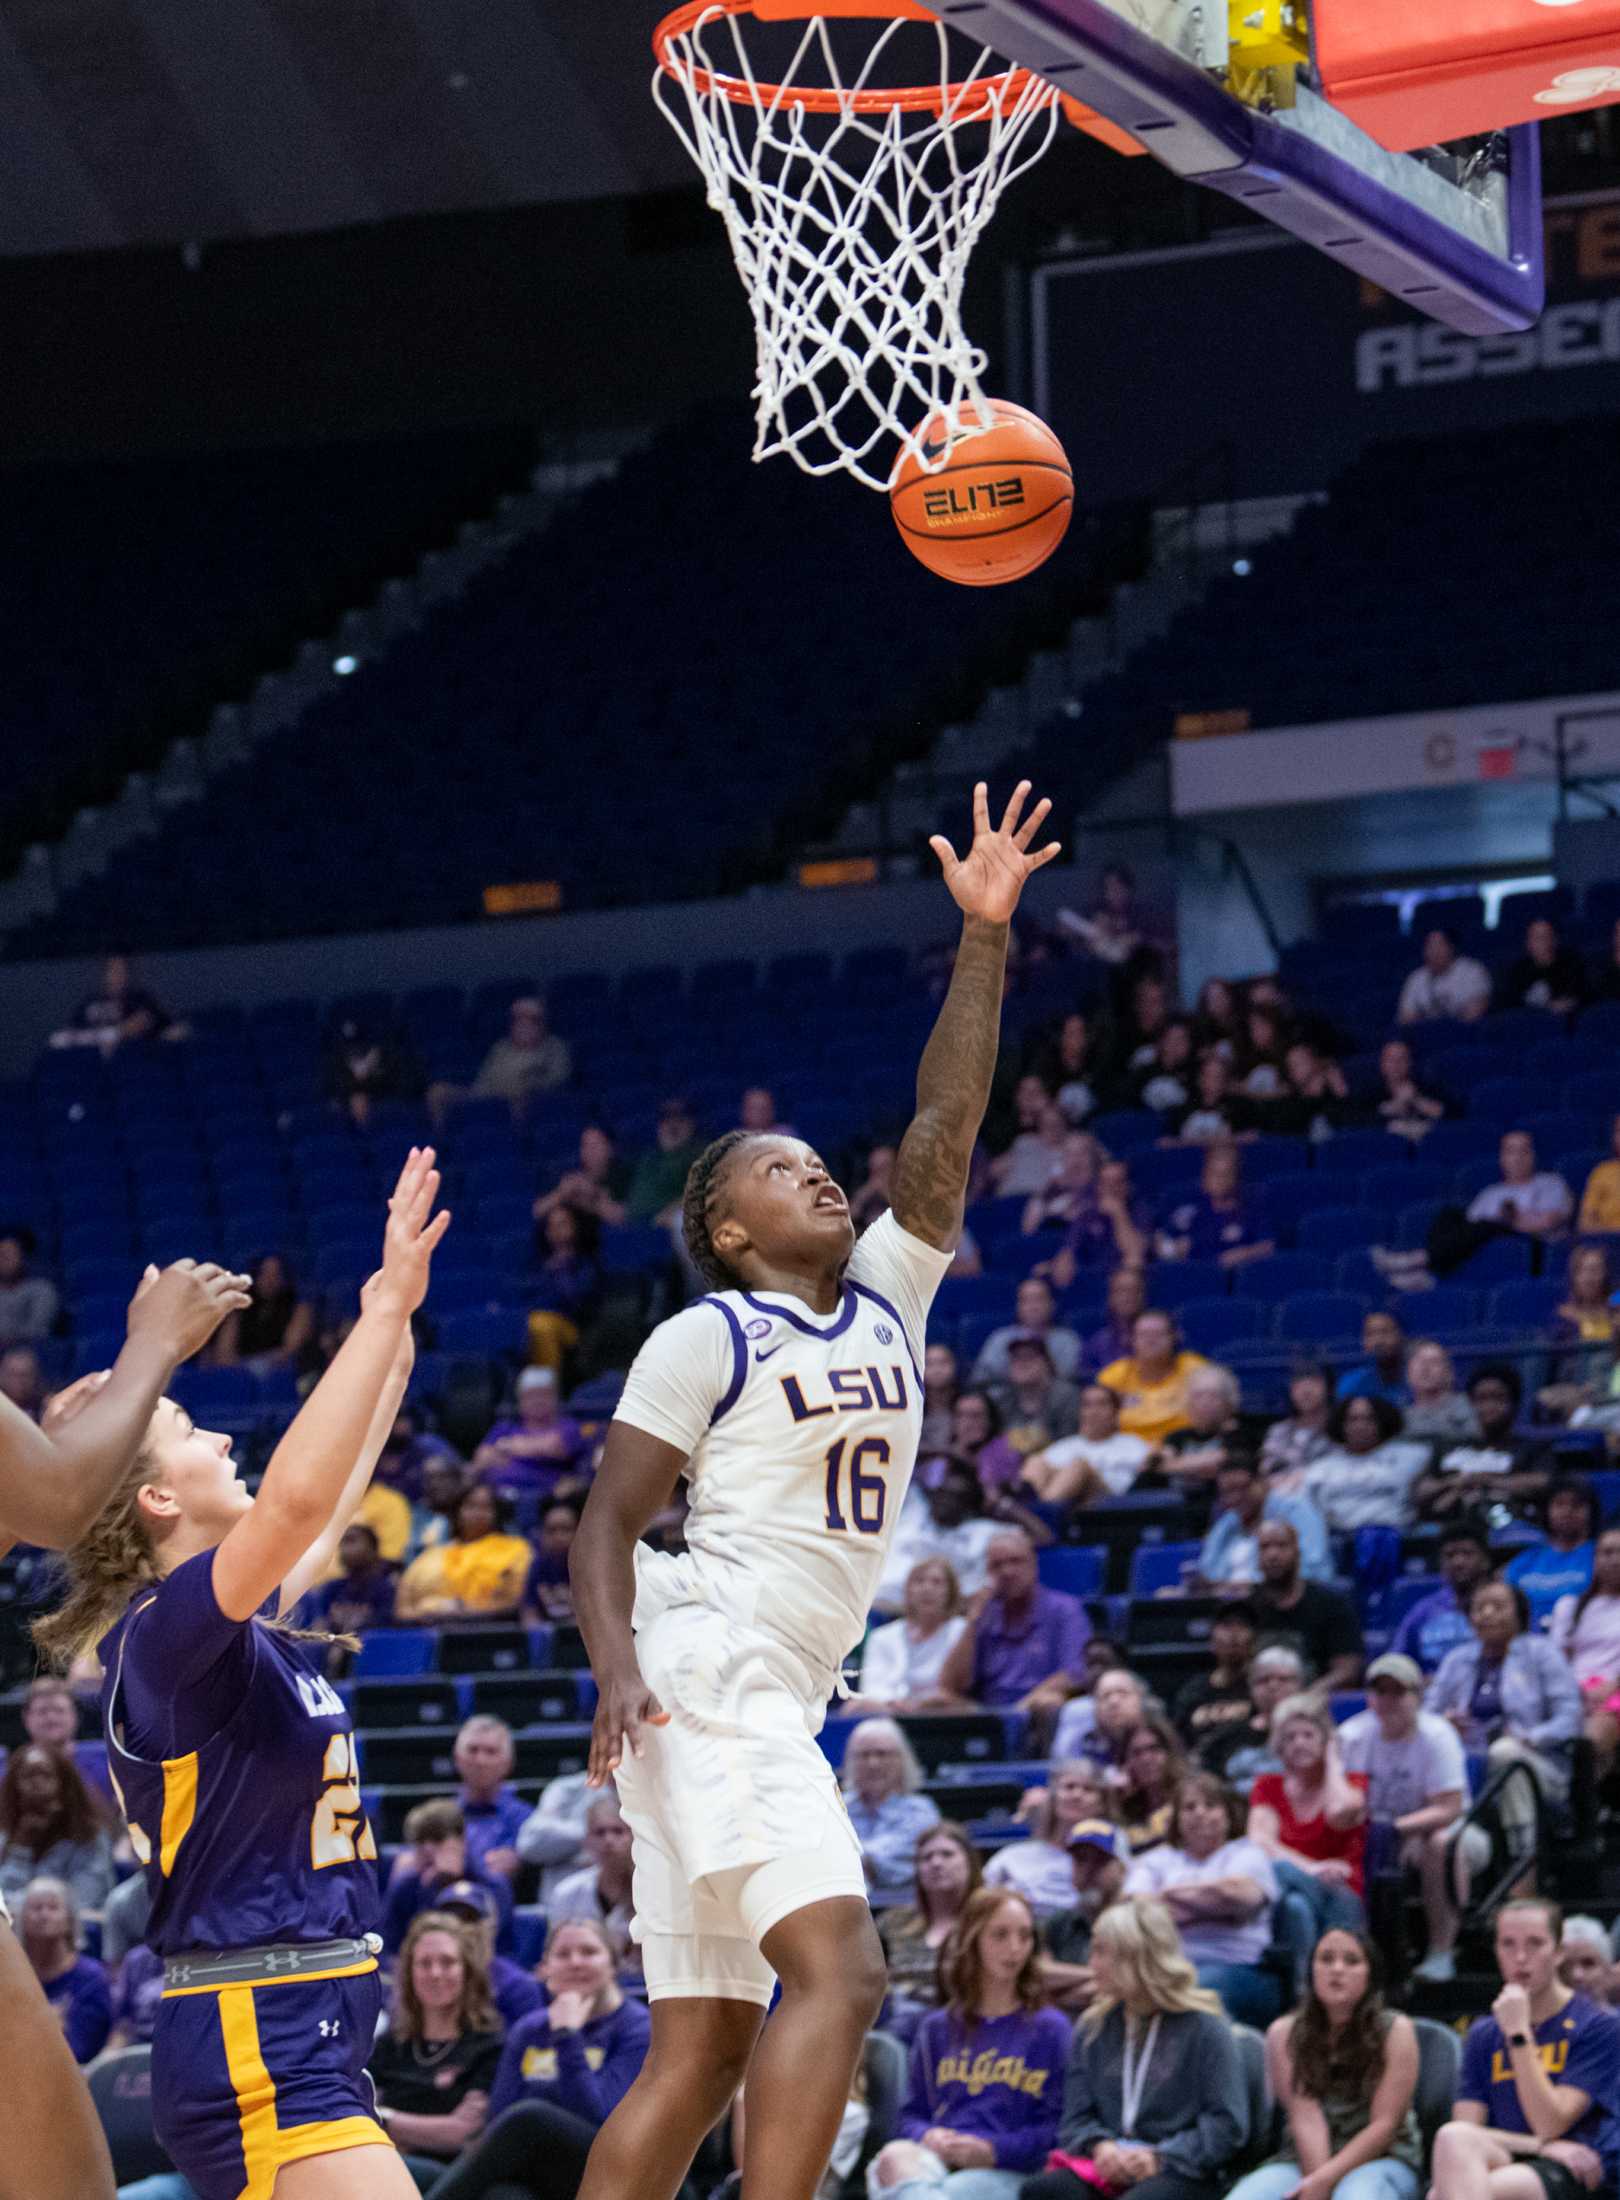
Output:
[1388, 1521, 1495, 1674]
[472, 1367, 588, 1502]
[991, 1332, 1082, 1455]
[1337, 1654, 1468, 1977]
[973, 1277, 1085, 1387]
[1040, 1819, 1132, 2012]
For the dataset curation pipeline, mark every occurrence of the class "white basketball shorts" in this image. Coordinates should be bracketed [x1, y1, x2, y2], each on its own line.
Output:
[614, 1599, 868, 2005]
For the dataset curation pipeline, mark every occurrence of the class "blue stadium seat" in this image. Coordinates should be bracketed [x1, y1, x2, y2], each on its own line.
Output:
[1177, 1298, 1265, 1353]
[1275, 1291, 1370, 1344]
[1232, 1255, 1333, 1301]
[1036, 1546, 1106, 1598]
[1486, 1280, 1564, 1329]
[1363, 1165, 1452, 1211]
[353, 1631, 436, 1676]
[1296, 1207, 1382, 1255]
[1151, 1261, 1230, 1310]
[1406, 1286, 1479, 1340]
[1453, 1234, 1533, 1282]
[1128, 1542, 1204, 1596]
[598, 1225, 673, 1277]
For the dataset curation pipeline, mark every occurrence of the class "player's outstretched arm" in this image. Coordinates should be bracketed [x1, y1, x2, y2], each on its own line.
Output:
[276, 1291, 417, 1617]
[0, 1259, 251, 1550]
[571, 1421, 685, 1786]
[213, 1148, 448, 1623]
[891, 779, 1060, 1250]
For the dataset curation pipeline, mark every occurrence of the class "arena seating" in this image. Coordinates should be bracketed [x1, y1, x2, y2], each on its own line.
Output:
[0, 428, 540, 881]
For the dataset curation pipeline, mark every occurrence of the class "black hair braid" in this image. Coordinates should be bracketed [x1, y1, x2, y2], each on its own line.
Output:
[682, 1131, 754, 1290]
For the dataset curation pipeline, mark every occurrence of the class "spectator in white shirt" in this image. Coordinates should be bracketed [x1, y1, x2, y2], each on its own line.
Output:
[1396, 926, 1491, 1024]
[1018, 1383, 1153, 1509]
[1337, 1652, 1467, 1979]
[515, 1769, 595, 1900]
[857, 1557, 969, 1711]
[873, 1458, 1001, 1611]
[1302, 1396, 1429, 1533]
[548, 1794, 634, 1961]
[1550, 1525, 1620, 1779]
[1466, 1131, 1573, 1239]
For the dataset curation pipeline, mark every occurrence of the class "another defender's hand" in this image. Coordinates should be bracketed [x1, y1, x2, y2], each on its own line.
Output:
[372, 1148, 451, 1320]
[127, 1260, 253, 1364]
[588, 1667, 669, 1786]
[928, 779, 1060, 926]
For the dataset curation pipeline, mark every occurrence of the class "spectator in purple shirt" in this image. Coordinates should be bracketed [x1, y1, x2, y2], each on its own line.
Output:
[873, 1885, 1072, 2192]
[1390, 1520, 1494, 1674]
[937, 1529, 1090, 1742]
[1081, 1266, 1149, 1377]
[522, 1497, 581, 1625]
[18, 1875, 111, 2064]
[453, 1716, 531, 1883]
[105, 1941, 165, 2048]
[472, 1367, 586, 1501]
[373, 1403, 463, 1503]
[301, 1522, 397, 1637]
[1157, 1141, 1275, 1272]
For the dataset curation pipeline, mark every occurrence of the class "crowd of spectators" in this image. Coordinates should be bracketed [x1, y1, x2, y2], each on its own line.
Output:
[16, 902, 1620, 2196]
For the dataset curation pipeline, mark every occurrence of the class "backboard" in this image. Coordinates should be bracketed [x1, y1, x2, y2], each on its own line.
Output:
[932, 0, 1545, 334]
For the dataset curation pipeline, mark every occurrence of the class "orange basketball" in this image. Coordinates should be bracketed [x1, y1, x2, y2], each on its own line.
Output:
[890, 399, 1073, 587]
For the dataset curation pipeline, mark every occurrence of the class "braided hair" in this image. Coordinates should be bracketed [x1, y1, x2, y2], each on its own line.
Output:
[682, 1131, 755, 1290]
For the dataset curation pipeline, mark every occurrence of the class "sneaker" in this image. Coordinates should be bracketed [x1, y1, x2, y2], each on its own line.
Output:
[1413, 1951, 1456, 1983]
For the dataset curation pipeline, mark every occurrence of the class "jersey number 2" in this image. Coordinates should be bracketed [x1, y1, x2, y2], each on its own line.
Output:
[823, 1436, 890, 1535]
[311, 1733, 378, 1870]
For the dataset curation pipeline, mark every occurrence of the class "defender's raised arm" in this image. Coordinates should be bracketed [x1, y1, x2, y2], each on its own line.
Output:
[890, 779, 1060, 1251]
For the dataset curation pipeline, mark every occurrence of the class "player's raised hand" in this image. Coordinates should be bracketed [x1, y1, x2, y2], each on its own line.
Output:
[587, 1666, 669, 1787]
[373, 1148, 451, 1320]
[126, 1260, 253, 1365]
[929, 779, 1060, 925]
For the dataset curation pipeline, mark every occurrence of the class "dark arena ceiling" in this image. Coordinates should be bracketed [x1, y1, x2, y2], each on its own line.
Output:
[0, 0, 699, 255]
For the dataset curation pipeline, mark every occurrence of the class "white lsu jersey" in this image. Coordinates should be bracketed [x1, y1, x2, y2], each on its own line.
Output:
[614, 1209, 953, 1686]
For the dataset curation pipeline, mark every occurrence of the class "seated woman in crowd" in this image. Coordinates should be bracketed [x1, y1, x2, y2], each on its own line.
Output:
[985, 1763, 1111, 1918]
[1247, 1696, 1368, 1940]
[840, 1719, 942, 1909]
[1019, 1384, 1154, 1512]
[1229, 1928, 1422, 2200]
[528, 1203, 602, 1327]
[1577, 1110, 1620, 1231]
[1260, 1365, 1334, 1486]
[1551, 1524, 1620, 1779]
[1201, 1645, 1309, 1793]
[203, 1250, 316, 1371]
[945, 1388, 1027, 1496]
[1116, 1718, 1186, 1856]
[870, 1887, 1073, 2198]
[370, 1910, 504, 2175]
[394, 1483, 533, 1621]
[1194, 977, 1242, 1060]
[0, 1743, 116, 1912]
[1022, 1131, 1106, 1237]
[1425, 1579, 1582, 1913]
[1157, 1142, 1274, 1271]
[105, 1936, 165, 2052]
[1543, 1243, 1618, 1414]
[520, 1498, 582, 1625]
[1022, 1895, 1247, 2200]
[1504, 1477, 1599, 1629]
[880, 1822, 985, 2023]
[425, 1918, 652, 2200]
[1302, 1396, 1429, 1535]
[1126, 1772, 1281, 2027]
[1133, 1019, 1196, 1120]
[1169, 1052, 1261, 1147]
[532, 1122, 627, 1235]
[1042, 1010, 1106, 1127]
[16, 1875, 110, 2064]
[858, 1557, 969, 1711]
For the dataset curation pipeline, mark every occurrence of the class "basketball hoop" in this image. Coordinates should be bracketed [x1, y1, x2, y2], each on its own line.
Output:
[652, 0, 1066, 492]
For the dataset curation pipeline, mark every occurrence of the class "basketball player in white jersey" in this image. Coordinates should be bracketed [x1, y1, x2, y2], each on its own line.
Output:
[570, 781, 1059, 2200]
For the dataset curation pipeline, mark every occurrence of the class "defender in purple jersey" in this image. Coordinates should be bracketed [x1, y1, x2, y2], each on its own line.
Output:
[0, 1256, 251, 2200]
[36, 1150, 448, 2200]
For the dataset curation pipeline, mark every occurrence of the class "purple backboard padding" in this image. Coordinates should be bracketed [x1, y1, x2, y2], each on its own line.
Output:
[938, 0, 1545, 333]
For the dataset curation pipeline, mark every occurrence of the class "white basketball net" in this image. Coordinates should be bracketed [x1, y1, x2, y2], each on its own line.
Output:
[653, 7, 1063, 492]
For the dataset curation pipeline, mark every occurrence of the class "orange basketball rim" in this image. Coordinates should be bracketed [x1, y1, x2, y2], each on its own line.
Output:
[652, 0, 1143, 150]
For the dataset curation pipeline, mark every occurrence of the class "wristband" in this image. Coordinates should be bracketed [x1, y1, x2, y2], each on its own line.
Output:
[1510, 2034, 1532, 2048]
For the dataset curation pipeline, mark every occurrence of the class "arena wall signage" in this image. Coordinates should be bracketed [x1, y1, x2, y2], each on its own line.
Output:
[1170, 689, 1620, 817]
[1030, 192, 1620, 501]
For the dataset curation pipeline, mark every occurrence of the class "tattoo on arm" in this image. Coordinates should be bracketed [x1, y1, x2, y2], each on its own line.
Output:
[891, 916, 1009, 1248]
